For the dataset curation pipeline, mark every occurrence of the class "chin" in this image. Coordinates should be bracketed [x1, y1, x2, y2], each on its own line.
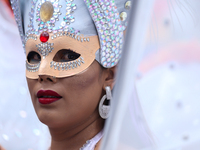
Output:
[35, 108, 61, 127]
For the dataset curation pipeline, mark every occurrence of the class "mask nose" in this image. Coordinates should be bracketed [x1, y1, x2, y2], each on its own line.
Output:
[37, 57, 59, 77]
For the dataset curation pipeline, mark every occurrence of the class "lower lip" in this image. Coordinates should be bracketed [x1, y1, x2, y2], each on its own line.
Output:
[38, 97, 61, 104]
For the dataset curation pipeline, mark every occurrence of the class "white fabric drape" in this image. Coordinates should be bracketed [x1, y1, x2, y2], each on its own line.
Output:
[101, 0, 200, 150]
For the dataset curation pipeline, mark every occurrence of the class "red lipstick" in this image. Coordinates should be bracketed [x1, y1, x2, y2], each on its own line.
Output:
[37, 90, 62, 104]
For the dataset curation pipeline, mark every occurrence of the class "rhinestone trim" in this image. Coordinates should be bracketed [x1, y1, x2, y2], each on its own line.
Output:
[125, 1, 131, 10]
[50, 56, 84, 70]
[36, 42, 54, 57]
[26, 35, 38, 41]
[120, 12, 127, 21]
[25, 0, 80, 45]
[36, 1, 62, 29]
[84, 0, 124, 68]
[26, 61, 41, 72]
[51, 31, 90, 42]
[10, 0, 26, 52]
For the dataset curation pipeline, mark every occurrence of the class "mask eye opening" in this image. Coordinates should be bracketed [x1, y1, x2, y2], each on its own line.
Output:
[27, 51, 41, 64]
[53, 49, 81, 62]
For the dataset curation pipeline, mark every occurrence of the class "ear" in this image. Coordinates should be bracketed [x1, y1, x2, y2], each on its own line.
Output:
[103, 65, 117, 90]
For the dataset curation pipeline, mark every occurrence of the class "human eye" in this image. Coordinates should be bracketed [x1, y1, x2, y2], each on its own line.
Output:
[27, 51, 41, 64]
[53, 49, 80, 62]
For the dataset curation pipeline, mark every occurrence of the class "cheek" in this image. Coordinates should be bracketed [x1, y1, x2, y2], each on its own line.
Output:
[72, 71, 98, 90]
[76, 66, 103, 94]
[61, 66, 104, 115]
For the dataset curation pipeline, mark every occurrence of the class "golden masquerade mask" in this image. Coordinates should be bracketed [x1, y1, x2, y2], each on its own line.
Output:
[26, 32, 100, 79]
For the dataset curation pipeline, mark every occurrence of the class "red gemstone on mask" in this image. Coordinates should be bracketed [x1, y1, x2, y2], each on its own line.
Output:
[40, 31, 49, 43]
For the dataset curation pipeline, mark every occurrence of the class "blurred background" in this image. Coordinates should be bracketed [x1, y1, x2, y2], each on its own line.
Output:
[136, 0, 200, 149]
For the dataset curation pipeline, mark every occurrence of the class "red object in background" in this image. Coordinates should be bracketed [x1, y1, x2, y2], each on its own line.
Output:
[1, 0, 13, 13]
[40, 31, 49, 43]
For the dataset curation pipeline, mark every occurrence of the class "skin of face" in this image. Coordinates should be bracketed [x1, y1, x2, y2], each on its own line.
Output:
[27, 61, 116, 149]
[27, 60, 107, 130]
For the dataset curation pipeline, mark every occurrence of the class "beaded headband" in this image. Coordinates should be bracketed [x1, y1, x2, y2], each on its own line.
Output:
[11, 0, 132, 78]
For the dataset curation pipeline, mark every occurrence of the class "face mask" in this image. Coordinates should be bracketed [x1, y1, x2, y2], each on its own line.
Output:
[25, 31, 100, 79]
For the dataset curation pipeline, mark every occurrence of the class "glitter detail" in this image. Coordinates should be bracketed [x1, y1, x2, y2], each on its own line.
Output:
[51, 31, 90, 42]
[50, 57, 84, 70]
[25, 35, 38, 45]
[125, 1, 131, 10]
[26, 61, 41, 72]
[120, 12, 127, 21]
[84, 0, 124, 68]
[36, 0, 62, 33]
[36, 42, 54, 57]
[64, 0, 77, 25]
[10, 0, 26, 51]
[23, 0, 80, 47]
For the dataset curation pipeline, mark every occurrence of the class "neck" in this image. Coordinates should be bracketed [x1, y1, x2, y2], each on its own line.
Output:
[49, 114, 104, 150]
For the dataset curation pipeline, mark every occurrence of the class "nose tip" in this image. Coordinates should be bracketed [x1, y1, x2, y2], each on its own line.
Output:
[38, 75, 57, 83]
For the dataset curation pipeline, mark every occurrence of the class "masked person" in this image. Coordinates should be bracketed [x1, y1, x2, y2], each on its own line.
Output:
[11, 0, 132, 149]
